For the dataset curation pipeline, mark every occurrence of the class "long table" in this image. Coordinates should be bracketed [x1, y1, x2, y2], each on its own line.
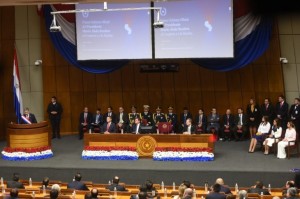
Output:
[84, 134, 214, 158]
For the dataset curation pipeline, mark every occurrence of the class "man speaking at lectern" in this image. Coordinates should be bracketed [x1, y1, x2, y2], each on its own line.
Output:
[20, 107, 37, 124]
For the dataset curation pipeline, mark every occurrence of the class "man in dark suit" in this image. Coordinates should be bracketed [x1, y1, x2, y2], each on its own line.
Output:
[106, 176, 126, 191]
[78, 107, 93, 140]
[116, 107, 130, 133]
[104, 106, 117, 124]
[194, 109, 207, 134]
[215, 178, 232, 195]
[247, 181, 270, 195]
[275, 95, 289, 131]
[129, 106, 141, 128]
[234, 108, 248, 141]
[182, 118, 195, 134]
[289, 98, 300, 134]
[207, 108, 221, 138]
[261, 98, 275, 124]
[153, 106, 167, 132]
[20, 107, 37, 124]
[180, 107, 193, 131]
[221, 109, 235, 141]
[47, 96, 63, 139]
[206, 184, 226, 199]
[91, 108, 103, 133]
[101, 116, 117, 134]
[131, 118, 142, 134]
[6, 173, 25, 189]
[166, 106, 177, 133]
[67, 173, 89, 191]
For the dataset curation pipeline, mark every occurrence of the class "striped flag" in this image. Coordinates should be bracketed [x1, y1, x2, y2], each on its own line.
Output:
[13, 48, 23, 124]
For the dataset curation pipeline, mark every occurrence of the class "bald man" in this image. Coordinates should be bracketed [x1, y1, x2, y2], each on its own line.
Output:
[215, 178, 232, 194]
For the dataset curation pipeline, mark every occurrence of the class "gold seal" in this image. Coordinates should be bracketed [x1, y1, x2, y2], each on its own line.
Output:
[136, 136, 157, 157]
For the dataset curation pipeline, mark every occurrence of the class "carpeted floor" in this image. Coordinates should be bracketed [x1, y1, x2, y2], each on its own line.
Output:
[0, 135, 298, 187]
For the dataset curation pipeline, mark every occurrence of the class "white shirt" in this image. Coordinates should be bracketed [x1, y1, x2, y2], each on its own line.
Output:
[257, 122, 271, 134]
[119, 113, 123, 123]
[136, 124, 140, 134]
[271, 126, 282, 138]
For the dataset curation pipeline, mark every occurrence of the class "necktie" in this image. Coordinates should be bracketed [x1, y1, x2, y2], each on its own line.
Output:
[84, 113, 87, 123]
[199, 115, 202, 125]
[96, 115, 99, 123]
[26, 114, 29, 119]
[107, 123, 110, 131]
[280, 102, 283, 107]
[227, 115, 229, 125]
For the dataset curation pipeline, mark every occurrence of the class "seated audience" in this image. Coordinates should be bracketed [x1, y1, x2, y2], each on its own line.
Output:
[131, 118, 141, 134]
[247, 181, 270, 195]
[130, 184, 148, 199]
[78, 107, 93, 139]
[145, 180, 156, 193]
[106, 176, 126, 191]
[182, 180, 192, 188]
[101, 116, 117, 134]
[194, 109, 207, 134]
[246, 98, 261, 138]
[277, 121, 297, 159]
[116, 106, 130, 133]
[85, 192, 92, 199]
[174, 184, 187, 199]
[50, 189, 59, 199]
[91, 188, 99, 199]
[182, 118, 195, 134]
[237, 190, 248, 199]
[221, 109, 235, 141]
[104, 106, 117, 124]
[234, 108, 248, 141]
[9, 188, 19, 199]
[41, 176, 51, 190]
[283, 181, 295, 196]
[153, 106, 167, 129]
[6, 173, 25, 189]
[248, 116, 271, 153]
[51, 184, 61, 193]
[20, 107, 37, 124]
[206, 108, 220, 139]
[91, 108, 103, 133]
[263, 118, 282, 155]
[206, 184, 226, 199]
[286, 187, 298, 199]
[180, 107, 193, 131]
[138, 191, 149, 199]
[141, 105, 154, 127]
[129, 106, 141, 127]
[183, 188, 193, 199]
[67, 173, 89, 190]
[215, 178, 232, 194]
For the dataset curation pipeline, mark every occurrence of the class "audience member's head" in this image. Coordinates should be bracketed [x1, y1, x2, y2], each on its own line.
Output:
[216, 178, 224, 185]
[10, 188, 19, 198]
[237, 190, 248, 199]
[213, 184, 221, 193]
[138, 191, 148, 199]
[12, 173, 20, 182]
[183, 188, 193, 199]
[272, 197, 280, 199]
[84, 192, 92, 199]
[145, 180, 154, 191]
[286, 181, 295, 189]
[254, 181, 263, 189]
[182, 180, 191, 188]
[287, 187, 298, 198]
[139, 184, 147, 192]
[74, 172, 82, 181]
[178, 184, 187, 198]
[112, 176, 120, 184]
[42, 177, 50, 187]
[91, 188, 99, 198]
[51, 184, 61, 193]
[50, 189, 59, 199]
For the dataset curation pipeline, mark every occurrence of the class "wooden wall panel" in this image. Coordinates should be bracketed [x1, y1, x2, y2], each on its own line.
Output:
[228, 92, 243, 111]
[121, 65, 135, 91]
[252, 65, 269, 92]
[268, 68, 284, 92]
[70, 92, 84, 131]
[202, 92, 216, 113]
[134, 66, 148, 91]
[227, 71, 241, 91]
[96, 74, 109, 92]
[83, 72, 96, 92]
[41, 39, 55, 69]
[96, 92, 110, 111]
[109, 70, 122, 92]
[122, 92, 136, 110]
[213, 73, 228, 91]
[56, 67, 69, 92]
[187, 65, 201, 91]
[215, 92, 229, 112]
[200, 68, 214, 91]
[56, 92, 71, 132]
[109, 92, 123, 110]
[240, 66, 255, 91]
[69, 67, 83, 92]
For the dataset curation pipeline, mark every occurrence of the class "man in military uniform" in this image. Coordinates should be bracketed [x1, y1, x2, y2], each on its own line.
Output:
[166, 106, 178, 133]
[141, 105, 154, 126]
[153, 106, 167, 131]
[128, 106, 141, 128]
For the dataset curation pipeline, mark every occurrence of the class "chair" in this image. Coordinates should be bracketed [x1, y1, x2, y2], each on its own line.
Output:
[141, 119, 148, 126]
[196, 126, 203, 134]
[286, 134, 300, 159]
[158, 122, 172, 134]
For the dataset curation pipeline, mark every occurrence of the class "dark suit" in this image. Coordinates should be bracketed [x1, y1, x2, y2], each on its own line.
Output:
[20, 113, 37, 124]
[180, 113, 193, 126]
[220, 185, 232, 194]
[206, 192, 226, 199]
[153, 113, 167, 131]
[67, 181, 89, 190]
[166, 113, 178, 133]
[129, 113, 141, 126]
[104, 112, 117, 124]
[275, 101, 289, 131]
[234, 113, 248, 141]
[246, 104, 261, 127]
[131, 123, 141, 134]
[47, 102, 63, 138]
[6, 181, 25, 189]
[207, 114, 220, 133]
[247, 188, 270, 195]
[141, 112, 154, 126]
[289, 104, 300, 133]
[261, 104, 275, 123]
[116, 112, 130, 132]
[78, 112, 93, 139]
[182, 124, 195, 134]
[106, 183, 126, 191]
[221, 114, 235, 140]
[101, 122, 117, 133]
[194, 114, 207, 133]
[91, 113, 103, 132]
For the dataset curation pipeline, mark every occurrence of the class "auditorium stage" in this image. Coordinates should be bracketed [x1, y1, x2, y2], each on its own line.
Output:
[0, 135, 298, 188]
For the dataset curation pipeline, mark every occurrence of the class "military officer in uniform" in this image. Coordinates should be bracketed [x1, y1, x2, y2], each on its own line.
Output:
[153, 106, 167, 131]
[141, 105, 154, 126]
[128, 106, 141, 128]
[166, 106, 178, 133]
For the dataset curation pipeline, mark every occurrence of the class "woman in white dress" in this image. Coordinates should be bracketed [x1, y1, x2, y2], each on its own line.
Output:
[263, 118, 282, 155]
[277, 121, 297, 159]
[249, 116, 271, 153]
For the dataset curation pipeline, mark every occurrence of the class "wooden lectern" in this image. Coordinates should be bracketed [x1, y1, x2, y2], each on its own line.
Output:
[6, 121, 51, 148]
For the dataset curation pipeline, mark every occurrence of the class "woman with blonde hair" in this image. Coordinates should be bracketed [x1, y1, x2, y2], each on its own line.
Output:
[277, 121, 297, 159]
[173, 184, 187, 199]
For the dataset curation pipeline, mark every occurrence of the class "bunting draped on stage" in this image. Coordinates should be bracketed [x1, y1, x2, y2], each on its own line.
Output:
[43, 0, 272, 73]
